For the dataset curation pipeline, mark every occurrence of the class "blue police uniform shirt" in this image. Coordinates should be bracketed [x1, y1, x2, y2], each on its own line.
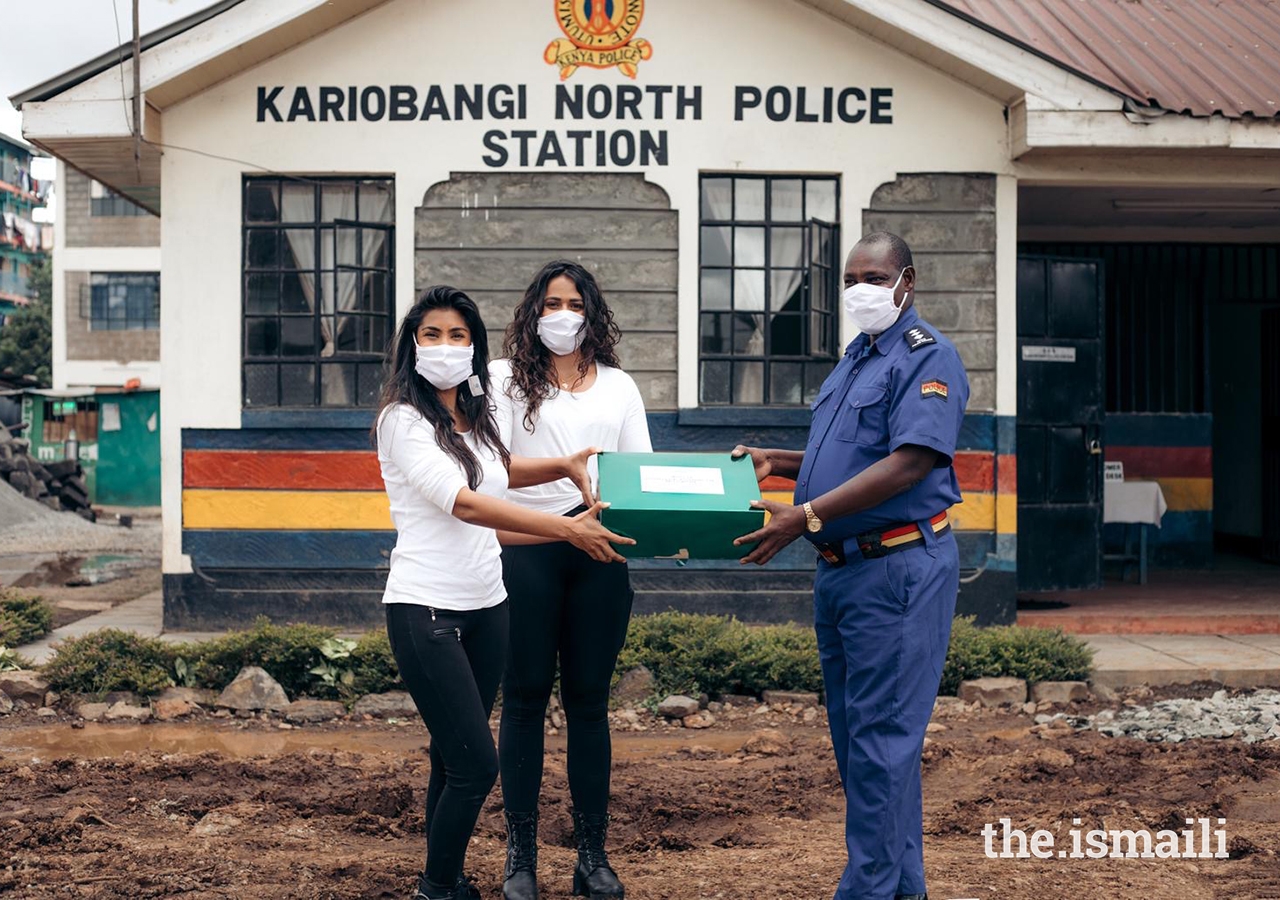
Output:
[793, 305, 969, 544]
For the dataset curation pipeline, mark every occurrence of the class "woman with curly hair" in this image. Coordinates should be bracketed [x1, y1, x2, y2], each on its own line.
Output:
[490, 260, 652, 900]
[375, 285, 632, 900]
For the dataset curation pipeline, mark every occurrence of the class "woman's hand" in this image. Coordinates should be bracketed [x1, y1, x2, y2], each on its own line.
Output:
[562, 446, 601, 508]
[731, 445, 772, 483]
[567, 500, 635, 563]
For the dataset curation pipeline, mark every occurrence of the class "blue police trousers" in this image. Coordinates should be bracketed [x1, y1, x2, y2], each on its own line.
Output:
[814, 523, 958, 900]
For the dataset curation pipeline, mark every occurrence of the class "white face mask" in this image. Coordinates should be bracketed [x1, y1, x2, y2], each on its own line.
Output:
[414, 342, 474, 390]
[843, 268, 909, 335]
[537, 310, 587, 356]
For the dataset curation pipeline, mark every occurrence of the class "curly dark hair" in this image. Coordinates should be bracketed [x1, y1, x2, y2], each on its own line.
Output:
[501, 260, 622, 433]
[372, 285, 510, 489]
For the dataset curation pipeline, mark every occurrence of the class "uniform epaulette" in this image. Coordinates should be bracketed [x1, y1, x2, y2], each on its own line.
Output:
[904, 325, 936, 352]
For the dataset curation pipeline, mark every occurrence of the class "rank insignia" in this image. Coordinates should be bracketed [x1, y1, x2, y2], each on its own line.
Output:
[904, 326, 936, 352]
[921, 380, 948, 400]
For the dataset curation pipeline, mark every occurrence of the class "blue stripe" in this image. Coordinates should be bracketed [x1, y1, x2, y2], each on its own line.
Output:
[183, 529, 393, 569]
[183, 428, 373, 450]
[1105, 413, 1212, 447]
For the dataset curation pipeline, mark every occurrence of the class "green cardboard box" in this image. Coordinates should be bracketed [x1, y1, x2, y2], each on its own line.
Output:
[597, 452, 765, 559]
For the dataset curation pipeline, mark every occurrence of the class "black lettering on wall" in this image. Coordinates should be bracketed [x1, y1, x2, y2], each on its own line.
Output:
[870, 87, 893, 124]
[648, 85, 672, 119]
[490, 85, 516, 120]
[455, 84, 483, 120]
[677, 85, 702, 120]
[257, 86, 283, 122]
[838, 87, 866, 123]
[482, 130, 508, 167]
[766, 86, 791, 122]
[795, 87, 819, 123]
[390, 85, 418, 121]
[640, 130, 668, 166]
[512, 130, 537, 166]
[420, 85, 450, 120]
[287, 87, 316, 122]
[556, 84, 581, 119]
[318, 86, 345, 121]
[735, 86, 762, 121]
[566, 130, 591, 166]
[617, 85, 643, 119]
[361, 86, 386, 121]
[536, 131, 567, 166]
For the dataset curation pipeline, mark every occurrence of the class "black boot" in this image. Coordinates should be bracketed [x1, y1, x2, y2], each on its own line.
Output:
[411, 873, 480, 900]
[503, 811, 539, 900]
[571, 810, 624, 898]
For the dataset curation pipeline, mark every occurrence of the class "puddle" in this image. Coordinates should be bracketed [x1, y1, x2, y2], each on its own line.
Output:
[11, 552, 157, 588]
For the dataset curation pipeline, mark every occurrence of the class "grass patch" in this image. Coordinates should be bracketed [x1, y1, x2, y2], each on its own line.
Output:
[42, 629, 177, 696]
[0, 588, 54, 646]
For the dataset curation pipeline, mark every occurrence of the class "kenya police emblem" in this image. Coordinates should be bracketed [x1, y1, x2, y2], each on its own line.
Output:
[545, 0, 653, 81]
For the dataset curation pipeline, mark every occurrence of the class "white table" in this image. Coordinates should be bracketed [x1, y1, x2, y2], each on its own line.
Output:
[1103, 481, 1168, 584]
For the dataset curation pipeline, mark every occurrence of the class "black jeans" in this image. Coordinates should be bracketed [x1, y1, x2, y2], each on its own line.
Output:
[498, 539, 634, 817]
[386, 601, 508, 889]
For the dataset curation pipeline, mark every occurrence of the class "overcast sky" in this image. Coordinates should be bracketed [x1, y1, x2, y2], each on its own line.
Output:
[0, 0, 215, 144]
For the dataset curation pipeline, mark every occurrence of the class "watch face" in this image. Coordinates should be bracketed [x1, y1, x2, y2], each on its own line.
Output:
[807, 518, 822, 533]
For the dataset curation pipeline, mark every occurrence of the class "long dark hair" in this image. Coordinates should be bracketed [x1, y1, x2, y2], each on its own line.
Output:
[502, 260, 622, 432]
[373, 286, 510, 489]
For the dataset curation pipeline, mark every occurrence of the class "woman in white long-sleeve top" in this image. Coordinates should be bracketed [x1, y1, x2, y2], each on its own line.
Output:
[375, 285, 633, 900]
[489, 261, 652, 900]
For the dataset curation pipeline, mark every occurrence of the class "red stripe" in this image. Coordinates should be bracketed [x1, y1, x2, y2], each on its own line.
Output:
[1107, 446, 1212, 479]
[953, 451, 994, 492]
[996, 454, 1017, 494]
[760, 476, 796, 493]
[184, 450, 384, 491]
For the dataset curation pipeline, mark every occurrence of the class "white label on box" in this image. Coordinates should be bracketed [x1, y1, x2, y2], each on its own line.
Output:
[639, 465, 725, 495]
[1104, 461, 1124, 482]
[1021, 345, 1077, 362]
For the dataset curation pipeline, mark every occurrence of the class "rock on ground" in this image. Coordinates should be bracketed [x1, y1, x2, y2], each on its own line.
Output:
[216, 666, 290, 712]
[0, 689, 12, 715]
[104, 701, 151, 722]
[75, 702, 109, 721]
[611, 666, 655, 705]
[657, 695, 701, 718]
[683, 711, 715, 729]
[958, 677, 1028, 707]
[741, 729, 792, 756]
[152, 698, 199, 721]
[761, 690, 820, 708]
[284, 699, 346, 723]
[0, 671, 51, 706]
[1030, 681, 1090, 705]
[352, 691, 418, 718]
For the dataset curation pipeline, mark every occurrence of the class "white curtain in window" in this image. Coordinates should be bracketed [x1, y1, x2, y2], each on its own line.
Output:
[701, 187, 765, 403]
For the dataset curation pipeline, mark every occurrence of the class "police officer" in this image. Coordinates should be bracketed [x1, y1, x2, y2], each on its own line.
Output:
[732, 231, 968, 900]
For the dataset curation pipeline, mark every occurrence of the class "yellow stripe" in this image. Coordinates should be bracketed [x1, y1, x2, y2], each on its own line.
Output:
[996, 494, 1017, 535]
[183, 489, 393, 530]
[1145, 477, 1212, 512]
[951, 492, 995, 531]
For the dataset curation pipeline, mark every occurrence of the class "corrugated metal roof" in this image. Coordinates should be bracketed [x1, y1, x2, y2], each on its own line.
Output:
[931, 0, 1280, 118]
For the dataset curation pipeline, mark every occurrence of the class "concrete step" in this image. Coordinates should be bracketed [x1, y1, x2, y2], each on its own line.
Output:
[1086, 634, 1280, 688]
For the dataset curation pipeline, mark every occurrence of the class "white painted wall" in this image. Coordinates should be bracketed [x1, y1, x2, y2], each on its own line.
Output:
[156, 0, 1012, 571]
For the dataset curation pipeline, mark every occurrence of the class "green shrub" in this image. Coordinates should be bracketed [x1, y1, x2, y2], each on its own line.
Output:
[350, 630, 401, 696]
[42, 629, 176, 696]
[940, 617, 1094, 696]
[0, 588, 54, 646]
[0, 645, 33, 672]
[617, 611, 749, 697]
[188, 617, 338, 698]
[732, 624, 823, 695]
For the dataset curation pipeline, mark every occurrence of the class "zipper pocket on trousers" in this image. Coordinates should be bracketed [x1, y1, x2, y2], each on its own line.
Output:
[431, 626, 462, 642]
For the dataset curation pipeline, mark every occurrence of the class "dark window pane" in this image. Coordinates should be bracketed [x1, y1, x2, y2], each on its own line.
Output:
[734, 313, 764, 354]
[701, 177, 732, 220]
[810, 270, 829, 313]
[244, 364, 278, 407]
[358, 363, 384, 406]
[322, 182, 356, 222]
[734, 179, 765, 220]
[807, 180, 837, 222]
[281, 272, 315, 314]
[700, 270, 731, 310]
[246, 273, 277, 314]
[321, 363, 356, 407]
[700, 312, 731, 355]
[701, 226, 731, 267]
[363, 229, 389, 269]
[770, 227, 804, 269]
[280, 363, 316, 406]
[359, 181, 394, 223]
[700, 360, 731, 404]
[245, 317, 279, 356]
[735, 227, 765, 267]
[810, 312, 833, 357]
[805, 361, 835, 404]
[733, 362, 764, 404]
[245, 181, 279, 223]
[770, 362, 803, 405]
[771, 270, 804, 312]
[281, 182, 315, 222]
[281, 317, 317, 357]
[770, 313, 803, 356]
[364, 272, 389, 312]
[334, 315, 360, 353]
[770, 179, 804, 221]
[246, 230, 280, 268]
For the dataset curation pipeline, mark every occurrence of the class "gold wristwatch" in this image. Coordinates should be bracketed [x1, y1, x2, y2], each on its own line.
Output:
[802, 502, 823, 533]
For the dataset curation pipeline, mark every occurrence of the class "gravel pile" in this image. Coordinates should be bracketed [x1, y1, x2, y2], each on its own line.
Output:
[0, 480, 159, 555]
[1041, 689, 1280, 743]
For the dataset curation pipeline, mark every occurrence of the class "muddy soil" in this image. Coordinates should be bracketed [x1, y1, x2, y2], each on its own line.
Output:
[1, 711, 1278, 900]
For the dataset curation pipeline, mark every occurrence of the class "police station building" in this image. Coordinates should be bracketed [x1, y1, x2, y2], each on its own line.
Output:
[14, 0, 1280, 628]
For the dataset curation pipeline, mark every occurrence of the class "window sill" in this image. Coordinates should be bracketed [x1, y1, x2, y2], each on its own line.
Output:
[676, 407, 812, 427]
[241, 408, 376, 429]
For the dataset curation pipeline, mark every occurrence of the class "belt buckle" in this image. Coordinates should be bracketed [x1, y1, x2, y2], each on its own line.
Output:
[857, 531, 887, 559]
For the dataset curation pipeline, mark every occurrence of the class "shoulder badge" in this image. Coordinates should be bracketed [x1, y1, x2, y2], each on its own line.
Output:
[904, 325, 937, 352]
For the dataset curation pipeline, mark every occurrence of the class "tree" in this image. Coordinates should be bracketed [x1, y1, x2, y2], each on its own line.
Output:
[0, 257, 52, 386]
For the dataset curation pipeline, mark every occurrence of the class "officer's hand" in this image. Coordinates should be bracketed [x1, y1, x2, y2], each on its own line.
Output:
[734, 499, 804, 566]
[731, 445, 772, 484]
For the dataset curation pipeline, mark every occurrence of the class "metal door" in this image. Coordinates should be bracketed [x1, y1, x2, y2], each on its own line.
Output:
[1016, 255, 1105, 591]
[1263, 308, 1280, 563]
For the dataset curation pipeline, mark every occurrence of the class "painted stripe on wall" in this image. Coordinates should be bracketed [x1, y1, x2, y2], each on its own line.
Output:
[183, 530, 394, 569]
[1107, 446, 1212, 479]
[1142, 476, 1213, 512]
[184, 450, 385, 491]
[183, 489, 394, 531]
[1106, 414, 1212, 447]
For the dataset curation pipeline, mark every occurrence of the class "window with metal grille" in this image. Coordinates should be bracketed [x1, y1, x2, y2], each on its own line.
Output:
[42, 398, 99, 444]
[81, 273, 159, 330]
[698, 174, 840, 405]
[89, 180, 149, 217]
[241, 176, 394, 409]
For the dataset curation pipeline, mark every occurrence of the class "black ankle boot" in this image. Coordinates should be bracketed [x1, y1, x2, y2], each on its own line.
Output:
[503, 810, 539, 900]
[571, 810, 624, 898]
[411, 873, 480, 900]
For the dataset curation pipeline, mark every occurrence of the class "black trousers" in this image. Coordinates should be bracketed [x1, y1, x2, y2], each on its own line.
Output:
[386, 601, 508, 890]
[498, 540, 633, 816]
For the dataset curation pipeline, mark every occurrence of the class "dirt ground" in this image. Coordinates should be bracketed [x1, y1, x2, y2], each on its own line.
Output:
[2, 707, 1278, 900]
